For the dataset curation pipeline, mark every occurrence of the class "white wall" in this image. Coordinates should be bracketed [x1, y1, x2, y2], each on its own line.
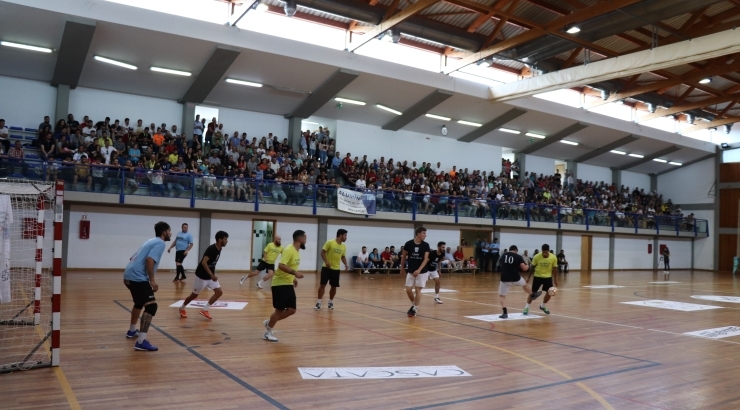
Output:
[425, 224, 461, 252]
[0, 76, 57, 128]
[336, 121, 502, 175]
[525, 155, 555, 178]
[210, 212, 252, 272]
[69, 87, 183, 132]
[275, 216, 319, 270]
[327, 219, 412, 266]
[692, 210, 714, 270]
[621, 171, 651, 192]
[592, 235, 610, 270]
[613, 235, 652, 269]
[578, 163, 612, 185]
[561, 233, 582, 270]
[657, 158, 715, 204]
[67, 205, 201, 270]
[498, 228, 556, 257]
[216, 106, 289, 141]
[658, 238, 692, 269]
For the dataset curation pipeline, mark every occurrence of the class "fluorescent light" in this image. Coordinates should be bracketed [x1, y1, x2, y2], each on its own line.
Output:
[653, 158, 667, 163]
[376, 104, 402, 115]
[566, 26, 581, 34]
[669, 161, 682, 166]
[256, 3, 269, 11]
[335, 97, 366, 106]
[425, 113, 451, 121]
[499, 128, 520, 134]
[560, 140, 579, 146]
[699, 78, 712, 84]
[302, 121, 318, 125]
[226, 78, 263, 87]
[150, 66, 192, 76]
[1, 41, 52, 53]
[610, 150, 626, 155]
[628, 153, 644, 158]
[458, 120, 482, 127]
[525, 132, 546, 139]
[94, 55, 137, 70]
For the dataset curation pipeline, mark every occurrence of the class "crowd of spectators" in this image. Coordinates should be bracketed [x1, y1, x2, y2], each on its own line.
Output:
[354, 245, 474, 273]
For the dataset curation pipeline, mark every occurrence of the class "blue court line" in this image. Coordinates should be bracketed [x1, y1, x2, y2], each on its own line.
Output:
[336, 298, 659, 365]
[403, 362, 660, 410]
[114, 301, 288, 410]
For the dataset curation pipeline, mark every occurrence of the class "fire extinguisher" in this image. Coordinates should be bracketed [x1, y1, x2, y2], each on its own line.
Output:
[80, 215, 90, 240]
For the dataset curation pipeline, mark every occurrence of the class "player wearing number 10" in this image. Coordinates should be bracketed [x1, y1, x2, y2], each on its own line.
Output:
[498, 245, 541, 319]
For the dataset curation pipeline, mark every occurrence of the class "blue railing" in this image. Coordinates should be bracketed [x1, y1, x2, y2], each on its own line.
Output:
[11, 159, 708, 236]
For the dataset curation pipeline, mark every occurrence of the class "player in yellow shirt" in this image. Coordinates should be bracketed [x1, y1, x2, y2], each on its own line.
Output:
[315, 229, 349, 311]
[239, 236, 283, 288]
[524, 243, 558, 315]
[263, 230, 306, 343]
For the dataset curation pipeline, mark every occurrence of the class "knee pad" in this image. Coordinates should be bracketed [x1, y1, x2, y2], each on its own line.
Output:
[144, 303, 158, 316]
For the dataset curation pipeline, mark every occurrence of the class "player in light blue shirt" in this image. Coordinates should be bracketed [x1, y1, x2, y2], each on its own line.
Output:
[123, 221, 171, 352]
[167, 223, 194, 282]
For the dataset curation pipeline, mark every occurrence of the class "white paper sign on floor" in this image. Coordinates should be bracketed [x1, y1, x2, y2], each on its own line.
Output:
[622, 300, 722, 311]
[466, 313, 543, 322]
[421, 288, 458, 293]
[169, 300, 248, 310]
[684, 326, 740, 339]
[583, 285, 624, 288]
[691, 295, 740, 303]
[298, 366, 471, 380]
[649, 281, 682, 284]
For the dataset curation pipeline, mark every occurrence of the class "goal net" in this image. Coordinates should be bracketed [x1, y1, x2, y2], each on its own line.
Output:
[0, 179, 62, 372]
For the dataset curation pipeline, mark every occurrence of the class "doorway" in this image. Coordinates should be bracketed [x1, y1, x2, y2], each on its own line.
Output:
[251, 220, 276, 269]
[581, 235, 592, 272]
[460, 229, 492, 264]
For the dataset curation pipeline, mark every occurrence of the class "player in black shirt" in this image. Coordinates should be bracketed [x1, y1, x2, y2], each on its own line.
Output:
[401, 227, 430, 317]
[179, 231, 229, 320]
[426, 241, 448, 305]
[498, 245, 542, 319]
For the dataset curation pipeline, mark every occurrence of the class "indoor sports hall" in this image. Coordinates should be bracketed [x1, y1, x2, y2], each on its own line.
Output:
[1, 0, 739, 409]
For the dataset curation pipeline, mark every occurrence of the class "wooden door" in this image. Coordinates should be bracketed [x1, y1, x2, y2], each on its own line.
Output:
[581, 235, 592, 272]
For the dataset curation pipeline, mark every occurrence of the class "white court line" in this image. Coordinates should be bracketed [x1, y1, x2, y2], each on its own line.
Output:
[444, 296, 740, 346]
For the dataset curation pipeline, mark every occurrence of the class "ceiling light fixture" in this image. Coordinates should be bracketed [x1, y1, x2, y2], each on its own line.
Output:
[426, 113, 451, 121]
[499, 128, 521, 134]
[525, 132, 546, 139]
[628, 153, 644, 158]
[566, 26, 581, 34]
[150, 66, 192, 76]
[610, 150, 626, 155]
[699, 77, 712, 84]
[94, 55, 137, 70]
[653, 158, 667, 163]
[560, 140, 579, 146]
[302, 121, 319, 125]
[458, 120, 482, 127]
[376, 104, 402, 115]
[669, 162, 682, 166]
[334, 97, 366, 106]
[0, 41, 52, 53]
[226, 78, 263, 87]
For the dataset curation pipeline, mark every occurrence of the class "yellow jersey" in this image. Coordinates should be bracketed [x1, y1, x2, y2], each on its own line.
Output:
[263, 243, 284, 264]
[273, 245, 300, 287]
[532, 253, 557, 278]
[322, 239, 346, 270]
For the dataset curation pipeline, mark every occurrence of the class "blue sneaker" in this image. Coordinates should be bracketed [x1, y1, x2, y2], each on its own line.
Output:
[134, 340, 158, 351]
[126, 329, 139, 338]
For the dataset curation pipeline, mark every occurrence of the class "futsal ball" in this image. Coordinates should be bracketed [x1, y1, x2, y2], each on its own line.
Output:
[548, 287, 558, 296]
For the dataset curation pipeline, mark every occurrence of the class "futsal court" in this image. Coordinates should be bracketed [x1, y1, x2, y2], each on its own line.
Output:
[4, 268, 739, 410]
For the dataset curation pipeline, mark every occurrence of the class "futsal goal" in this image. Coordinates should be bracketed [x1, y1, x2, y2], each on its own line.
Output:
[0, 179, 63, 372]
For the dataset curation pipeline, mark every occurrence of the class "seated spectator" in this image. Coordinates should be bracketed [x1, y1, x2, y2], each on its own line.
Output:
[389, 245, 400, 268]
[442, 246, 461, 272]
[557, 250, 569, 274]
[369, 248, 381, 270]
[356, 246, 372, 273]
[7, 141, 28, 175]
[39, 131, 56, 161]
[380, 247, 393, 268]
[465, 257, 477, 271]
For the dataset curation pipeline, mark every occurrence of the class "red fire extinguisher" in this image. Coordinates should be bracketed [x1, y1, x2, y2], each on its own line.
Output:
[80, 215, 90, 240]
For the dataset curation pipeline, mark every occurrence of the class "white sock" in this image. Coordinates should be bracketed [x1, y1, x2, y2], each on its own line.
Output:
[137, 332, 147, 343]
[435, 293, 439, 298]
[524, 303, 530, 309]
[413, 305, 418, 310]
[329, 299, 333, 303]
[317, 299, 321, 304]
[203, 303, 210, 311]
[541, 303, 547, 308]
[129, 324, 136, 332]
[180, 302, 187, 309]
[258, 280, 264, 286]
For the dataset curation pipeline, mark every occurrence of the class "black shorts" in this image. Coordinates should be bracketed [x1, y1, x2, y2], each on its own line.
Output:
[256, 259, 274, 272]
[320, 267, 340, 287]
[531, 276, 553, 293]
[271, 285, 296, 310]
[124, 279, 155, 308]
[175, 250, 187, 263]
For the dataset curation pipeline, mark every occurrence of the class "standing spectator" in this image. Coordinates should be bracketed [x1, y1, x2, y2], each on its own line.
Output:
[0, 119, 9, 153]
[39, 132, 56, 160]
[193, 115, 203, 145]
[356, 246, 372, 273]
[490, 237, 501, 272]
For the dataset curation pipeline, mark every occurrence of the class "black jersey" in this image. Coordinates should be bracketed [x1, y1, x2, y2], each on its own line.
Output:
[195, 244, 221, 280]
[500, 251, 525, 282]
[403, 240, 430, 273]
[424, 249, 445, 273]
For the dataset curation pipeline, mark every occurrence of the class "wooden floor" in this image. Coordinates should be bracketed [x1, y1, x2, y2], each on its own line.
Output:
[3, 269, 740, 410]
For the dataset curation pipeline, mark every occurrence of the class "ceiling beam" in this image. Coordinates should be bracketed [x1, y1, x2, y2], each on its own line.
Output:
[178, 45, 241, 104]
[457, 108, 527, 142]
[443, 0, 640, 74]
[382, 89, 454, 131]
[515, 122, 588, 154]
[51, 18, 96, 89]
[636, 94, 740, 123]
[617, 145, 681, 170]
[286, 68, 360, 119]
[571, 134, 639, 163]
[655, 153, 716, 176]
[680, 116, 740, 134]
[347, 0, 441, 52]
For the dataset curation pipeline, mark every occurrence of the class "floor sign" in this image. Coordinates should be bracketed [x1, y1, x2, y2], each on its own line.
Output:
[466, 313, 543, 322]
[421, 288, 458, 293]
[684, 326, 740, 339]
[583, 285, 624, 288]
[169, 299, 248, 310]
[691, 295, 740, 303]
[649, 281, 682, 284]
[621, 300, 722, 311]
[298, 366, 471, 380]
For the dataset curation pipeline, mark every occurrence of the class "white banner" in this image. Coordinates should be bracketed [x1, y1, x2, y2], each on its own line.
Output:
[337, 188, 376, 215]
[583, 285, 624, 289]
[622, 300, 722, 312]
[684, 326, 740, 339]
[691, 295, 740, 303]
[169, 299, 248, 310]
[298, 366, 471, 380]
[649, 281, 682, 284]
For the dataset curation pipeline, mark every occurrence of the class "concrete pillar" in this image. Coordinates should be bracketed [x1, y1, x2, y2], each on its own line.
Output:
[182, 102, 196, 142]
[608, 233, 615, 270]
[515, 153, 527, 179]
[288, 117, 302, 153]
[199, 211, 211, 258]
[650, 173, 657, 192]
[55, 84, 70, 124]
[691, 237, 695, 270]
[713, 146, 720, 270]
[556, 231, 563, 253]
[566, 160, 577, 182]
[653, 236, 659, 270]
[317, 218, 328, 271]
[611, 168, 621, 188]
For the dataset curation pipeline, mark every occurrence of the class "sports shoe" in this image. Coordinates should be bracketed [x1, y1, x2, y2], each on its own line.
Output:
[434, 297, 443, 304]
[181, 275, 187, 280]
[522, 307, 529, 316]
[263, 332, 278, 342]
[199, 310, 213, 320]
[540, 306, 550, 314]
[239, 275, 247, 285]
[328, 301, 334, 310]
[407, 306, 416, 317]
[126, 329, 139, 338]
[314, 302, 321, 311]
[179, 308, 188, 318]
[256, 281, 263, 289]
[134, 340, 158, 351]
[530, 290, 543, 301]
[263, 319, 271, 332]
[499, 313, 508, 319]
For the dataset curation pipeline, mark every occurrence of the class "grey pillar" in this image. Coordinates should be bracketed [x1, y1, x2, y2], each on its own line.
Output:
[713, 146, 720, 270]
[183, 102, 196, 141]
[317, 218, 328, 271]
[566, 161, 577, 181]
[650, 173, 657, 192]
[611, 168, 621, 188]
[653, 236, 659, 270]
[199, 211, 211, 257]
[608, 233, 615, 270]
[515, 153, 527, 179]
[691, 237, 695, 270]
[288, 117, 302, 153]
[62, 202, 71, 270]
[556, 231, 563, 253]
[55, 84, 70, 124]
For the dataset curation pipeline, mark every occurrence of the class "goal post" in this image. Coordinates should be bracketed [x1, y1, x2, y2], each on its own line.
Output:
[0, 179, 63, 372]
